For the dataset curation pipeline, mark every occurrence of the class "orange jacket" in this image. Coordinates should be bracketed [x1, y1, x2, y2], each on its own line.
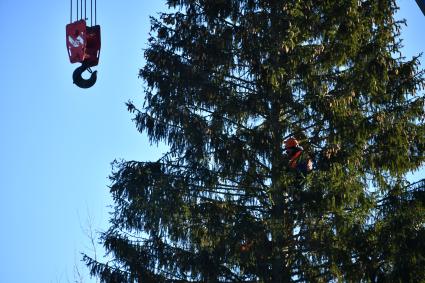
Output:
[289, 150, 312, 173]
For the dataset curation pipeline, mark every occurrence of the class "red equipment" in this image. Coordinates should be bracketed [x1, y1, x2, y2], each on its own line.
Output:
[66, 20, 101, 67]
[66, 0, 100, 89]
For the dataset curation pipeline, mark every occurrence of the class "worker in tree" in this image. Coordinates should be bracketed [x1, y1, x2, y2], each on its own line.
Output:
[284, 137, 313, 174]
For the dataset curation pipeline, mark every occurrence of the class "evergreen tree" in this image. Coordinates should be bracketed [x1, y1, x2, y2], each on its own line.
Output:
[84, 0, 425, 282]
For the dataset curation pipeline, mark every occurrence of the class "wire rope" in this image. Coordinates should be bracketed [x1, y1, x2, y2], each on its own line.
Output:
[70, 0, 97, 25]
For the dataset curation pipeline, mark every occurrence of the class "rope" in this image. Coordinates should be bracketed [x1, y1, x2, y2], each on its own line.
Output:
[71, 0, 97, 25]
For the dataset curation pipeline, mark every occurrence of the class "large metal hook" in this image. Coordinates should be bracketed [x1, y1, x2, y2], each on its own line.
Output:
[73, 63, 97, 89]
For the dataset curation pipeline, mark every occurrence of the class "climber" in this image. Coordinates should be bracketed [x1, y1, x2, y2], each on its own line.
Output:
[284, 137, 313, 174]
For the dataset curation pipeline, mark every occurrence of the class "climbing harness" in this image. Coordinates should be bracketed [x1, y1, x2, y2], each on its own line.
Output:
[66, 0, 101, 89]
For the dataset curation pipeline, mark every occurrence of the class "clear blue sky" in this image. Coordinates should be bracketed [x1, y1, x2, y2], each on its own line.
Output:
[0, 1, 423, 282]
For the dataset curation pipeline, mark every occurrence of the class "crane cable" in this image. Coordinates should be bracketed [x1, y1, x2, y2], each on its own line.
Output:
[70, 0, 96, 25]
[90, 0, 97, 26]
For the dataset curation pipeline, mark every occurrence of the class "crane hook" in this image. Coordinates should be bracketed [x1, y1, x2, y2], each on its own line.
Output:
[73, 62, 97, 89]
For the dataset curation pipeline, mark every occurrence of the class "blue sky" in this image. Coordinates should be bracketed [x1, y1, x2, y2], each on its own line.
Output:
[0, 1, 423, 282]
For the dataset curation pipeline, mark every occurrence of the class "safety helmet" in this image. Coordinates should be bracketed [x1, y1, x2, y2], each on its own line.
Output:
[284, 137, 299, 149]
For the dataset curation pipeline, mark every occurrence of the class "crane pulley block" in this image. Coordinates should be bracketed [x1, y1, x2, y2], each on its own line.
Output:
[67, 0, 100, 89]
[66, 20, 101, 67]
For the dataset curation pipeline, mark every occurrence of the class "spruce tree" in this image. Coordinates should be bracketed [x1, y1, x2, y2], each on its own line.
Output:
[85, 1, 425, 282]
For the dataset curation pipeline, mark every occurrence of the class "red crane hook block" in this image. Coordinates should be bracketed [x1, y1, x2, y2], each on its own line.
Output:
[66, 20, 101, 67]
[66, 20, 87, 64]
[66, 20, 101, 88]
